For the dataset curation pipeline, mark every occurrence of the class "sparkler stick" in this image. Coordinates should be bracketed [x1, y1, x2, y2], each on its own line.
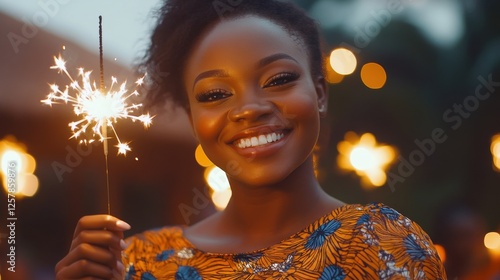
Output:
[41, 16, 153, 215]
[99, 16, 111, 215]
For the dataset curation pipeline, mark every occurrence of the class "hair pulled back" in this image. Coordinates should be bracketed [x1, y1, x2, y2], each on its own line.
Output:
[141, 0, 324, 109]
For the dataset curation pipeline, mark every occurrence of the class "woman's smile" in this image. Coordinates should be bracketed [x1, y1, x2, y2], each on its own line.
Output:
[227, 125, 292, 158]
[234, 131, 286, 149]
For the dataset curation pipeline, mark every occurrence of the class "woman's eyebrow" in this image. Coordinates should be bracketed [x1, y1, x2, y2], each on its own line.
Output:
[257, 53, 299, 69]
[193, 69, 230, 90]
[192, 53, 298, 90]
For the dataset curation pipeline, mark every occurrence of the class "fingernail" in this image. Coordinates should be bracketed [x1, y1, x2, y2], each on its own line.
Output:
[120, 239, 127, 250]
[117, 260, 125, 272]
[116, 220, 131, 230]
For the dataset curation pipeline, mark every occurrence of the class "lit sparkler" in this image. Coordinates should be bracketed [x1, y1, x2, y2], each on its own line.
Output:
[41, 16, 153, 214]
[41, 55, 152, 155]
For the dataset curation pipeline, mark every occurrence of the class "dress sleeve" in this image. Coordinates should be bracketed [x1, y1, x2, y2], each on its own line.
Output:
[120, 227, 192, 279]
[356, 203, 447, 279]
[121, 233, 142, 275]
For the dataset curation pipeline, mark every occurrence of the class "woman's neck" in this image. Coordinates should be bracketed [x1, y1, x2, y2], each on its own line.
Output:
[221, 157, 339, 237]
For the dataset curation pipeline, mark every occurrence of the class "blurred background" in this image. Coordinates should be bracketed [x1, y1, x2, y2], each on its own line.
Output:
[0, 0, 499, 279]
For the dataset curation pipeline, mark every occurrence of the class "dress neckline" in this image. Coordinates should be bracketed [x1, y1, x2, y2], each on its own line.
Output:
[178, 203, 363, 256]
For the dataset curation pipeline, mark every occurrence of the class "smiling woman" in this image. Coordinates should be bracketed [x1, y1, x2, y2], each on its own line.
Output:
[54, 1, 447, 279]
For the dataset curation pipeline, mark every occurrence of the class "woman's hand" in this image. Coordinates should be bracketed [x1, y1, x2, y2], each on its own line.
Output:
[55, 215, 131, 280]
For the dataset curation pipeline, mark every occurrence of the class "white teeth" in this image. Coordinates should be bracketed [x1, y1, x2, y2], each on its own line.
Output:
[236, 132, 285, 149]
[266, 134, 273, 142]
[251, 137, 259, 146]
[258, 135, 267, 145]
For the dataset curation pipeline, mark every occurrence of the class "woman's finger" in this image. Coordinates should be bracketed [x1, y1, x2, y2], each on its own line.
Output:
[64, 242, 117, 269]
[71, 229, 124, 251]
[73, 215, 131, 238]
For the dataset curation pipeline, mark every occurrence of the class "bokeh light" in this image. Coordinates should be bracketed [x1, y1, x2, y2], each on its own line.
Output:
[491, 134, 500, 171]
[0, 136, 39, 198]
[195, 144, 213, 167]
[329, 48, 357, 75]
[337, 132, 397, 188]
[484, 232, 500, 250]
[361, 62, 387, 89]
[197, 145, 232, 211]
[205, 166, 230, 192]
[324, 57, 344, 84]
[204, 166, 231, 210]
[350, 147, 377, 171]
[211, 188, 232, 211]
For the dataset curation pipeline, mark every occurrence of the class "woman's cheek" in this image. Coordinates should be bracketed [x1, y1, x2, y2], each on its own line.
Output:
[285, 92, 319, 122]
[193, 110, 225, 142]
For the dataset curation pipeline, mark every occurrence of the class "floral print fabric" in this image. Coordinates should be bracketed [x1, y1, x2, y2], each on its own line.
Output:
[123, 203, 446, 279]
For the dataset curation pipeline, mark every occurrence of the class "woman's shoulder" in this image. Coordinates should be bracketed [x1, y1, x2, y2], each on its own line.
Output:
[351, 202, 432, 238]
[322, 202, 412, 229]
[332, 202, 422, 227]
[333, 202, 437, 249]
[330, 202, 447, 279]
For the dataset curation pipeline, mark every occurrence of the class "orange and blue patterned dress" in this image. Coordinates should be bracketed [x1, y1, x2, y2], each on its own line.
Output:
[122, 203, 447, 279]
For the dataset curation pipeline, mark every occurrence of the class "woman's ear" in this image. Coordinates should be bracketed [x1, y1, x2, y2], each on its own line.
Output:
[315, 76, 328, 118]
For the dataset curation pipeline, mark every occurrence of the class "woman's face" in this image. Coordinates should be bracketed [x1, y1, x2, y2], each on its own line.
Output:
[184, 16, 326, 187]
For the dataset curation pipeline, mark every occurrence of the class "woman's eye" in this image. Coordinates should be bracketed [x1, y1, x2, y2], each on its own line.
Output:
[195, 89, 232, 103]
[263, 72, 299, 88]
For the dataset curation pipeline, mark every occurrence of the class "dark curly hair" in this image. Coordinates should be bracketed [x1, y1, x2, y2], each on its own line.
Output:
[140, 0, 325, 110]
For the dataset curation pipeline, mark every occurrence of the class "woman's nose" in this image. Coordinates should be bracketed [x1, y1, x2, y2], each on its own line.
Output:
[227, 91, 274, 123]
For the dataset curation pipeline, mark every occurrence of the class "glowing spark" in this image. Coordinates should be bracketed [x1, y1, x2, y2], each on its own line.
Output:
[41, 55, 153, 155]
[117, 143, 131, 155]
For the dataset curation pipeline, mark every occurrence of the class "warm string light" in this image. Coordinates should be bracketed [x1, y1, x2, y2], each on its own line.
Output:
[41, 17, 153, 214]
[337, 132, 397, 188]
[491, 134, 500, 171]
[326, 47, 387, 89]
